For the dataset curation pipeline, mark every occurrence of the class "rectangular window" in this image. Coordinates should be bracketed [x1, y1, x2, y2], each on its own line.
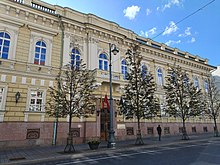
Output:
[29, 91, 44, 111]
[71, 59, 75, 65]
[179, 127, 183, 133]
[41, 55, 46, 60]
[2, 53, 8, 59]
[35, 47, 40, 52]
[203, 126, 208, 132]
[34, 59, 39, 65]
[99, 60, 103, 70]
[104, 61, 108, 71]
[41, 48, 46, 54]
[3, 47, 9, 53]
[158, 76, 163, 86]
[126, 127, 134, 135]
[147, 127, 154, 135]
[70, 128, 80, 137]
[40, 60, 45, 65]
[164, 127, 170, 134]
[192, 126, 196, 133]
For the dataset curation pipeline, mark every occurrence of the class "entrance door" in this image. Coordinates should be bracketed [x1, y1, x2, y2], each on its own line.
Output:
[100, 108, 110, 141]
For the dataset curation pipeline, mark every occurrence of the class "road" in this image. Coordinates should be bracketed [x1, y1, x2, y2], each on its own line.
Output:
[15, 139, 220, 165]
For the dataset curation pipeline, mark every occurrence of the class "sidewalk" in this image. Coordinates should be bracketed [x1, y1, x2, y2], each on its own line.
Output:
[0, 133, 216, 165]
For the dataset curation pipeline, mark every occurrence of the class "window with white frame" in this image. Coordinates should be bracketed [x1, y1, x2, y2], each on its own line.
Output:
[142, 64, 148, 78]
[99, 53, 108, 71]
[121, 59, 127, 79]
[194, 77, 199, 90]
[157, 68, 163, 86]
[204, 80, 208, 93]
[183, 74, 189, 86]
[29, 32, 53, 66]
[34, 41, 46, 65]
[0, 32, 10, 59]
[71, 48, 80, 68]
[29, 91, 44, 111]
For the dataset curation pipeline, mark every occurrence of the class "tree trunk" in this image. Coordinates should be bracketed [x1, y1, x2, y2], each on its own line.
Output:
[64, 113, 75, 153]
[214, 117, 219, 137]
[135, 116, 144, 145]
[182, 119, 189, 140]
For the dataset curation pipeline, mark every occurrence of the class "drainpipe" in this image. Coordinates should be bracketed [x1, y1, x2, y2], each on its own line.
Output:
[58, 14, 64, 67]
[52, 14, 64, 146]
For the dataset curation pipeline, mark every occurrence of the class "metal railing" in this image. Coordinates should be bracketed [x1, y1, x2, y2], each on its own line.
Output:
[31, 2, 55, 14]
[13, 0, 24, 4]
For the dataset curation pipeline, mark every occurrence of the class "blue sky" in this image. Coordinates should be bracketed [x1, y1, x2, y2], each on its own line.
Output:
[43, 0, 219, 67]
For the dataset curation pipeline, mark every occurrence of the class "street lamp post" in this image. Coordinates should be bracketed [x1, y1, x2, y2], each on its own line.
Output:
[108, 43, 119, 148]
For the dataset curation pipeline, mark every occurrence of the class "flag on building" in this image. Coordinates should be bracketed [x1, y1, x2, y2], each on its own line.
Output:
[102, 94, 110, 111]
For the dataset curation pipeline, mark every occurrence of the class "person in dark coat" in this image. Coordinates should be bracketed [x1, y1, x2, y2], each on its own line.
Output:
[157, 125, 162, 141]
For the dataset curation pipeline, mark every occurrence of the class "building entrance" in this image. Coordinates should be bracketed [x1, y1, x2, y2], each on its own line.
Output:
[100, 108, 110, 141]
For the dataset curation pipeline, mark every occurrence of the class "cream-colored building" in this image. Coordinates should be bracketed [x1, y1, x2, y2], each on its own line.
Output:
[212, 66, 220, 90]
[0, 0, 217, 147]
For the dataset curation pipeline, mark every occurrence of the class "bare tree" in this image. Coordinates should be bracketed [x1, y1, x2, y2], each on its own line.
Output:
[47, 60, 96, 152]
[164, 65, 205, 140]
[204, 75, 220, 137]
[120, 45, 160, 145]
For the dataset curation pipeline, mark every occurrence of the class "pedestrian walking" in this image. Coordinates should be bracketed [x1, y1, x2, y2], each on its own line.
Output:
[157, 125, 162, 141]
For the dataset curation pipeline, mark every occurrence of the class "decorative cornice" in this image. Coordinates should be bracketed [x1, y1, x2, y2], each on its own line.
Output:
[28, 24, 58, 36]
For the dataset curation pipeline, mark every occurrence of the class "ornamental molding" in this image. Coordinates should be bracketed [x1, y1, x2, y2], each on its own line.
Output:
[28, 24, 58, 36]
[1, 2, 59, 31]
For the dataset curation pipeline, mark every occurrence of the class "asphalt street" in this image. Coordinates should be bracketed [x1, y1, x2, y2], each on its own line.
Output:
[17, 139, 220, 165]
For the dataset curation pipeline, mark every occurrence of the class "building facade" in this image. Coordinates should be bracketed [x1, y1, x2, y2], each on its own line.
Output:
[212, 66, 220, 90]
[0, 0, 217, 148]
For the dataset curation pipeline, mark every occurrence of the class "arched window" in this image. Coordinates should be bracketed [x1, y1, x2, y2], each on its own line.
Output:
[157, 68, 163, 86]
[0, 32, 10, 59]
[194, 77, 199, 89]
[183, 74, 189, 86]
[142, 64, 148, 78]
[121, 59, 127, 79]
[71, 48, 80, 68]
[99, 53, 108, 71]
[204, 80, 208, 93]
[34, 41, 46, 65]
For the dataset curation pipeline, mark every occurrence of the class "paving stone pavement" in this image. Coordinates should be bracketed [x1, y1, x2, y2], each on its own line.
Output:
[0, 133, 216, 165]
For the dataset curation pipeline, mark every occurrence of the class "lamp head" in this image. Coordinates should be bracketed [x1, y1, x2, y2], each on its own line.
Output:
[111, 46, 119, 55]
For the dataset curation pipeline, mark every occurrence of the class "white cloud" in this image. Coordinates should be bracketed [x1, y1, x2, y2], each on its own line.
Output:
[123, 5, 140, 20]
[165, 40, 181, 46]
[140, 30, 145, 36]
[145, 27, 157, 37]
[185, 27, 191, 36]
[156, 7, 160, 11]
[162, 0, 183, 11]
[178, 27, 191, 37]
[188, 37, 196, 43]
[162, 21, 178, 35]
[140, 27, 157, 38]
[146, 8, 151, 16]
